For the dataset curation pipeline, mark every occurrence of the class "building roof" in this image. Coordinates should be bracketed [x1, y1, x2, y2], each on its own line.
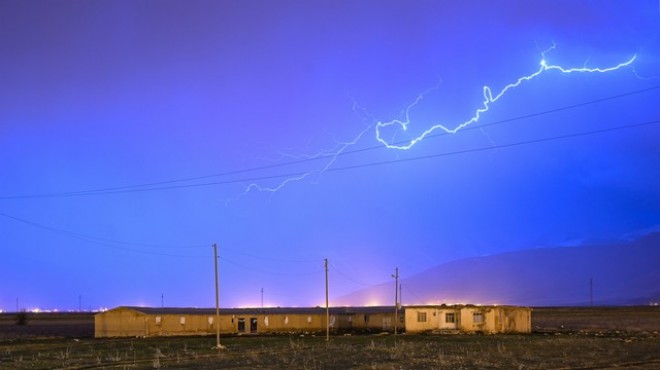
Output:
[405, 304, 530, 309]
[100, 305, 398, 316]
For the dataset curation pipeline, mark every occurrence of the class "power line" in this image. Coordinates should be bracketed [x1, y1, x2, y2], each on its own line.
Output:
[400, 282, 426, 305]
[221, 246, 321, 263]
[329, 262, 378, 287]
[0, 208, 328, 264]
[0, 211, 208, 257]
[0, 212, 207, 248]
[2, 209, 326, 261]
[4, 117, 657, 200]
[219, 256, 320, 276]
[321, 119, 660, 174]
[1, 85, 658, 200]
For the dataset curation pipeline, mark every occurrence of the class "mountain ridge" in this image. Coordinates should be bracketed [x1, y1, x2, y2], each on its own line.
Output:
[335, 232, 660, 306]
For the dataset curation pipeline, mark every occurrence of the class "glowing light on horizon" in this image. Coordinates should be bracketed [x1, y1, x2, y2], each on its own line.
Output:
[364, 299, 383, 306]
[376, 44, 637, 150]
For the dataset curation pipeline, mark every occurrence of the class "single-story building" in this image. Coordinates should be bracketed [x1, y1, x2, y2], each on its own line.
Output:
[95, 306, 400, 338]
[404, 305, 531, 334]
[95, 304, 530, 337]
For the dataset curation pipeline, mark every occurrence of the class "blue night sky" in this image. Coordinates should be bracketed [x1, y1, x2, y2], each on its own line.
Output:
[1, 1, 659, 311]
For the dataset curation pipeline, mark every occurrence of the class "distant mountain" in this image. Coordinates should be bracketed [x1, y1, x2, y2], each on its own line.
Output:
[335, 233, 660, 306]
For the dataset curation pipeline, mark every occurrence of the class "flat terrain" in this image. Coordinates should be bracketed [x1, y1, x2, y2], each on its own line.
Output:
[532, 306, 660, 333]
[0, 307, 658, 369]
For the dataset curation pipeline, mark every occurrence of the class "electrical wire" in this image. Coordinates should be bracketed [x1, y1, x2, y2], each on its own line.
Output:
[219, 256, 320, 276]
[1, 210, 327, 263]
[321, 119, 660, 174]
[1, 85, 658, 200]
[401, 282, 427, 305]
[0, 211, 209, 257]
[2, 117, 656, 199]
[221, 246, 322, 263]
[329, 262, 379, 287]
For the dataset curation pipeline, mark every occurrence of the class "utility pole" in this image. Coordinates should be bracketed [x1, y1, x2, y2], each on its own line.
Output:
[79, 295, 82, 312]
[261, 288, 264, 308]
[325, 258, 329, 342]
[392, 267, 399, 335]
[161, 293, 164, 308]
[213, 243, 224, 349]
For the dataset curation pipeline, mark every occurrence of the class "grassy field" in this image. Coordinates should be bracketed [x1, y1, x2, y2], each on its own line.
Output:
[1, 307, 658, 369]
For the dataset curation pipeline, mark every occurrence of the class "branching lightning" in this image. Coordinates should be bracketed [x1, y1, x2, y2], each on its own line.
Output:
[244, 44, 637, 194]
[243, 124, 373, 194]
[376, 44, 637, 150]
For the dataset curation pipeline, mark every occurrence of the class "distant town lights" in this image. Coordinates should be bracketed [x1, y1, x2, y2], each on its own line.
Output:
[364, 299, 382, 307]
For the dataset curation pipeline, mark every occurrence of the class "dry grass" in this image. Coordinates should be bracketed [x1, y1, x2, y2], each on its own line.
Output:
[532, 306, 660, 332]
[0, 332, 658, 369]
[1, 307, 659, 369]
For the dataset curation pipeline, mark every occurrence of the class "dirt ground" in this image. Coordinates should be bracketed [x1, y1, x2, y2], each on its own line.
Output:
[0, 307, 658, 369]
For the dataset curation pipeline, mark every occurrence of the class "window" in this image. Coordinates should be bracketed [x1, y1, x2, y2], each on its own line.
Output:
[473, 312, 484, 324]
[417, 312, 427, 323]
[179, 316, 186, 325]
[364, 315, 369, 323]
[237, 318, 246, 332]
[445, 313, 456, 323]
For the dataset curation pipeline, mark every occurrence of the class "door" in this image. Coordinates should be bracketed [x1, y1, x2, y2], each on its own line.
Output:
[382, 317, 392, 330]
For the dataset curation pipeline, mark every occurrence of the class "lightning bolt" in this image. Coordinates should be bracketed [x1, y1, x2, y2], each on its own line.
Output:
[243, 124, 373, 194]
[376, 44, 637, 150]
[244, 44, 637, 194]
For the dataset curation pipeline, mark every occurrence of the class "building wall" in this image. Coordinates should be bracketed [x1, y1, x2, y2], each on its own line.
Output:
[144, 313, 228, 336]
[404, 307, 461, 333]
[96, 305, 528, 337]
[405, 305, 531, 334]
[348, 312, 400, 331]
[229, 313, 326, 333]
[95, 307, 148, 337]
[496, 306, 532, 333]
[458, 306, 495, 332]
[96, 309, 347, 337]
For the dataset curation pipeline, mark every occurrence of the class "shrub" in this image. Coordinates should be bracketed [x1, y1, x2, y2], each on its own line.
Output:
[16, 311, 28, 325]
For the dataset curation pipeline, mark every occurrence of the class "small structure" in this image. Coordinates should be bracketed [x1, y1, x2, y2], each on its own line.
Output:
[404, 305, 531, 334]
[95, 306, 399, 338]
